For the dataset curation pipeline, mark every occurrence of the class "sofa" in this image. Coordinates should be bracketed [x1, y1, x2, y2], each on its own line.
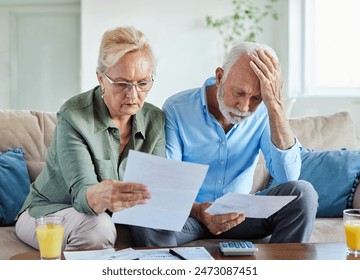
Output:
[0, 109, 359, 260]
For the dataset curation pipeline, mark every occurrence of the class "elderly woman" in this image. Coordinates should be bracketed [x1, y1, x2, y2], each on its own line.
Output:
[15, 26, 165, 250]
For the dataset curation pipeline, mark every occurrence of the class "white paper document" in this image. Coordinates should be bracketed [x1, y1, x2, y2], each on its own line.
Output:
[64, 248, 143, 260]
[64, 248, 116, 260]
[137, 249, 180, 260]
[112, 150, 209, 231]
[206, 192, 296, 218]
[64, 247, 214, 260]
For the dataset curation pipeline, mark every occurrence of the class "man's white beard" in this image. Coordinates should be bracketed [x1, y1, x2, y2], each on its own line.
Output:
[216, 82, 253, 124]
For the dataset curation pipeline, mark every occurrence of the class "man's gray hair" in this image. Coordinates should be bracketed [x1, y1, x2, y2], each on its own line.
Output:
[222, 42, 279, 82]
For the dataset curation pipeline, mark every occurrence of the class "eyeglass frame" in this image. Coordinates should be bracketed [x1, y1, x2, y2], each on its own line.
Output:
[103, 73, 154, 94]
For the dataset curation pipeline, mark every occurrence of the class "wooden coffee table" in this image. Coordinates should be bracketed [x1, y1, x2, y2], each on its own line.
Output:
[203, 242, 358, 260]
[10, 242, 359, 260]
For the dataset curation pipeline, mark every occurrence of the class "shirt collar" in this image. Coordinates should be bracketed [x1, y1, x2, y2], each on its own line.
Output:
[200, 76, 217, 111]
[93, 86, 113, 133]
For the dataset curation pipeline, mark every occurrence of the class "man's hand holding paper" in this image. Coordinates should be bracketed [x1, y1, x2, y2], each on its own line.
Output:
[193, 202, 245, 235]
[205, 192, 296, 219]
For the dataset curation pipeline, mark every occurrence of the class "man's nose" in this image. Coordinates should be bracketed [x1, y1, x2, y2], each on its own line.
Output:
[237, 98, 250, 112]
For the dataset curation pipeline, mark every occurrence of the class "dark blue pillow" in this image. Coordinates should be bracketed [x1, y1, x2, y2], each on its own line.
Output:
[0, 148, 31, 226]
[268, 148, 360, 217]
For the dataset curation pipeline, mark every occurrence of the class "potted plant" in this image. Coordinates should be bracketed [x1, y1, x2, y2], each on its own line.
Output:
[206, 0, 279, 56]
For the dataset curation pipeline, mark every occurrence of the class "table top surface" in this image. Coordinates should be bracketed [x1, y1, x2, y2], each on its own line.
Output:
[205, 242, 358, 260]
[9, 242, 360, 260]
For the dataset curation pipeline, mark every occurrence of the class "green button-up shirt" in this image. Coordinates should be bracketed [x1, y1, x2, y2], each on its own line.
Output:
[19, 86, 166, 218]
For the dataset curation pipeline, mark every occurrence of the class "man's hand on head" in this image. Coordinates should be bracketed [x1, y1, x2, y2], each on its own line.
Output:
[249, 49, 283, 109]
[249, 49, 295, 150]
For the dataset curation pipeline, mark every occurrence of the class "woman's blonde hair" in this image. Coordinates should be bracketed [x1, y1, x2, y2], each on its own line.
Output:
[97, 26, 156, 75]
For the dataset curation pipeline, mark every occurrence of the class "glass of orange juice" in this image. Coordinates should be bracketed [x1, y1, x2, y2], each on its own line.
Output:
[35, 216, 65, 260]
[343, 209, 360, 256]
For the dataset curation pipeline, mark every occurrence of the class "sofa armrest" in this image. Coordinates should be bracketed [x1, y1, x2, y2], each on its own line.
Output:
[251, 153, 270, 194]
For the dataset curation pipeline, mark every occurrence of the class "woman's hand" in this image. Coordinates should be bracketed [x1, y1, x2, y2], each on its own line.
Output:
[86, 179, 151, 214]
[192, 202, 245, 235]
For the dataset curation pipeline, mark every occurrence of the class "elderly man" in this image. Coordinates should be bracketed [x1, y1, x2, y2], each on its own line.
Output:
[130, 42, 318, 246]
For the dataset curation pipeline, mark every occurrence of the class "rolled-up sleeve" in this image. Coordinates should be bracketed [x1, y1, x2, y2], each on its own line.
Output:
[261, 123, 302, 183]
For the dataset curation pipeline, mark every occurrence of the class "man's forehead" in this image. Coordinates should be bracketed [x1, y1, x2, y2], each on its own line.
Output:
[237, 53, 252, 65]
[228, 54, 257, 79]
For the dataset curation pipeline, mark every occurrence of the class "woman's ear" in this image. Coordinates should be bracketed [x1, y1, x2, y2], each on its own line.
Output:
[96, 71, 105, 91]
[215, 67, 224, 86]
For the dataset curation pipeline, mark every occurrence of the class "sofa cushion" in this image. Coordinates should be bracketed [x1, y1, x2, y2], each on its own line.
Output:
[0, 110, 57, 182]
[289, 112, 357, 150]
[251, 112, 358, 193]
[310, 218, 345, 243]
[268, 148, 360, 217]
[0, 226, 36, 259]
[0, 148, 31, 226]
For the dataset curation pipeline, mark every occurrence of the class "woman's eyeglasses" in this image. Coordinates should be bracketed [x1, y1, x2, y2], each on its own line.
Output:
[103, 74, 154, 94]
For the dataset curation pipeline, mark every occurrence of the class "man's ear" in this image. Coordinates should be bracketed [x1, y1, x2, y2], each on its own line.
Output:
[215, 67, 224, 86]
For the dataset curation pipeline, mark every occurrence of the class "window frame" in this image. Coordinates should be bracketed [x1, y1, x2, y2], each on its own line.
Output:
[288, 0, 360, 98]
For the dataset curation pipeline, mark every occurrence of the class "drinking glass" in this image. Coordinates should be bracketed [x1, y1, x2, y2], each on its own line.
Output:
[343, 209, 360, 256]
[35, 216, 65, 260]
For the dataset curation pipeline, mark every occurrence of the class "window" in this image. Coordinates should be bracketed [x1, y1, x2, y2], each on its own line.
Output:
[289, 0, 360, 97]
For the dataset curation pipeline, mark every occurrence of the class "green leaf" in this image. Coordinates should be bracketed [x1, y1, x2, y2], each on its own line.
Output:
[205, 0, 279, 51]
[246, 32, 256, 42]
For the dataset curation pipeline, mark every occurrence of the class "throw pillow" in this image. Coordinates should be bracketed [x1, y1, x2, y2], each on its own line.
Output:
[0, 147, 31, 226]
[267, 148, 360, 217]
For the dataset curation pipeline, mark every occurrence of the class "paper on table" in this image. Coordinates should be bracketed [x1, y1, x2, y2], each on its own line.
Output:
[63, 246, 214, 260]
[137, 249, 180, 260]
[63, 248, 115, 260]
[205, 192, 296, 218]
[63, 248, 143, 260]
[112, 150, 209, 231]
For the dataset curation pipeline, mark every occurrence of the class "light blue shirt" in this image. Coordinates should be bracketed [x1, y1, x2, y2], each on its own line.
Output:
[162, 77, 302, 203]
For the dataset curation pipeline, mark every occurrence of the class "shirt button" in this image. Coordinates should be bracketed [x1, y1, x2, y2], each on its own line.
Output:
[220, 161, 224, 165]
[221, 141, 225, 145]
[218, 180, 222, 184]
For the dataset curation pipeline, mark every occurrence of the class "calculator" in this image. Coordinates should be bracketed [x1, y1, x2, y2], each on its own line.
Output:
[219, 241, 258, 256]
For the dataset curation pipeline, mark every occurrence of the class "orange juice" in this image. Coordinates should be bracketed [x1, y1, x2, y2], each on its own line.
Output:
[344, 221, 360, 251]
[35, 224, 64, 259]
